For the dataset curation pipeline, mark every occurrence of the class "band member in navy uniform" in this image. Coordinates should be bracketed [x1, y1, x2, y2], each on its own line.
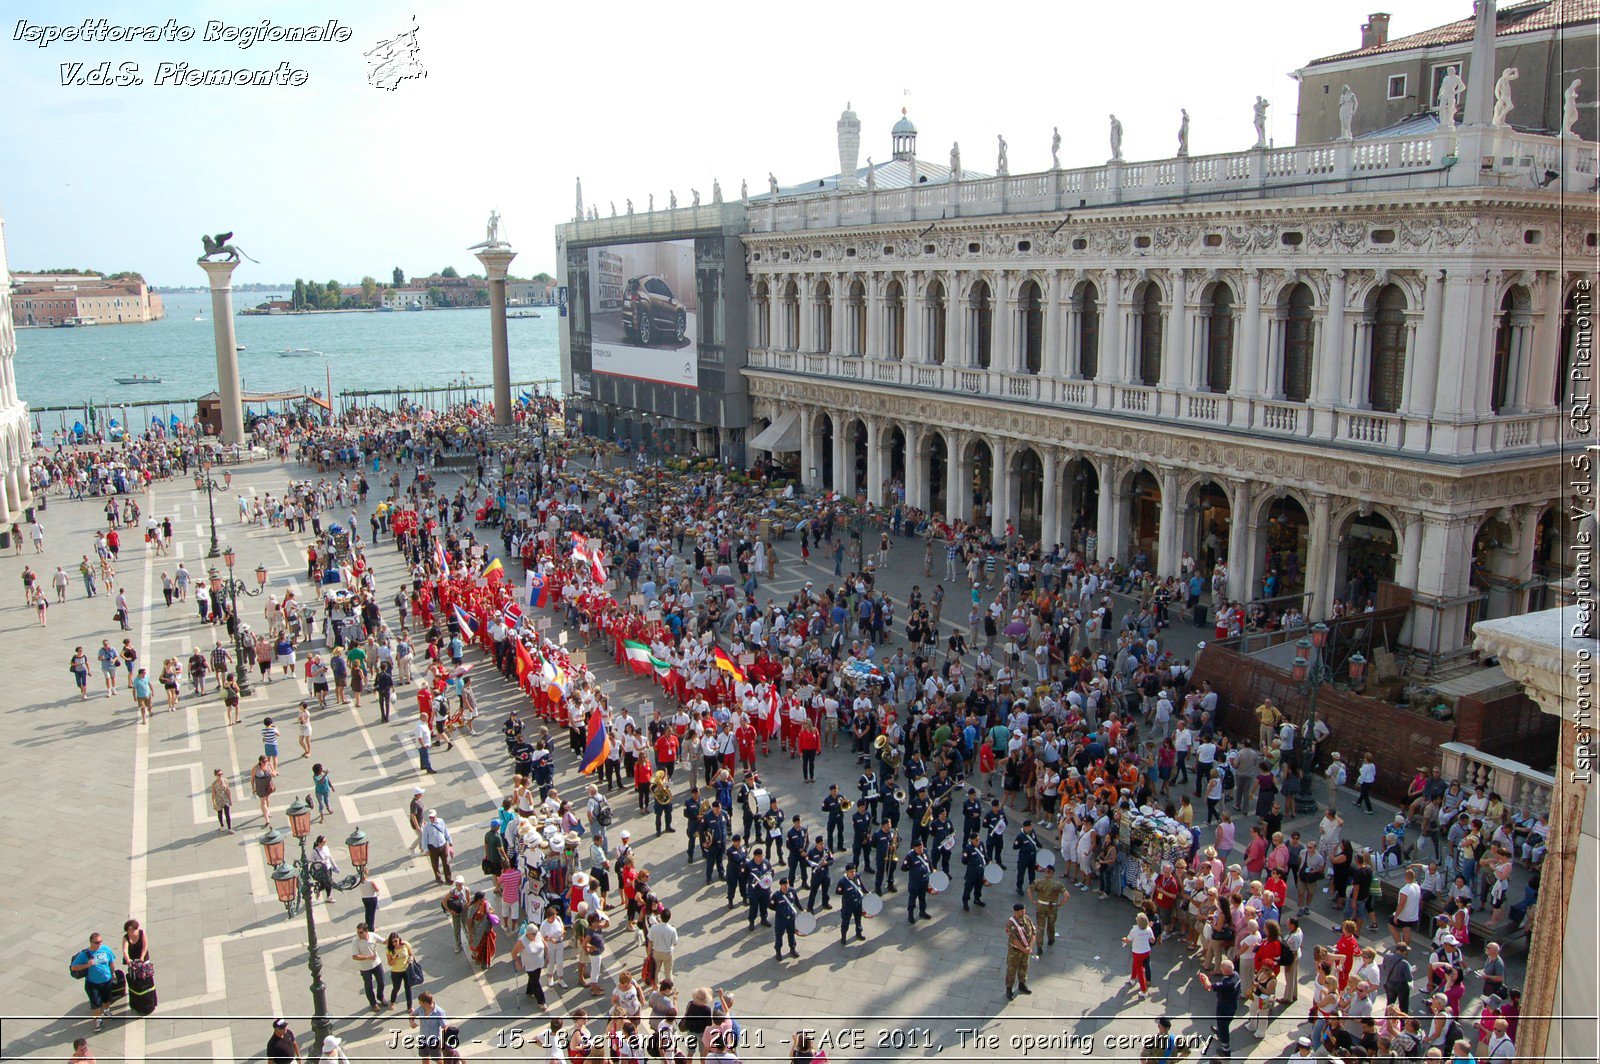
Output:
[858, 768, 881, 820]
[851, 806, 875, 874]
[961, 788, 983, 845]
[822, 786, 846, 852]
[1013, 818, 1041, 895]
[983, 800, 1008, 868]
[880, 786, 902, 831]
[771, 877, 802, 960]
[683, 786, 704, 861]
[930, 767, 956, 812]
[930, 807, 956, 876]
[724, 836, 748, 908]
[784, 815, 809, 889]
[737, 772, 760, 842]
[961, 834, 988, 911]
[901, 840, 932, 924]
[745, 848, 774, 929]
[836, 864, 866, 944]
[702, 802, 728, 884]
[871, 819, 898, 895]
[805, 835, 834, 913]
[907, 792, 931, 848]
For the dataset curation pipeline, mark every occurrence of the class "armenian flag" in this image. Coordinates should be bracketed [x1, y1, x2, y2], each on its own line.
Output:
[712, 646, 746, 684]
[452, 604, 478, 639]
[528, 571, 552, 609]
[623, 639, 653, 676]
[580, 707, 611, 774]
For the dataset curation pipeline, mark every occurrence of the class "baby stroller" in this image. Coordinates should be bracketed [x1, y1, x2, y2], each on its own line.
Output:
[474, 502, 502, 528]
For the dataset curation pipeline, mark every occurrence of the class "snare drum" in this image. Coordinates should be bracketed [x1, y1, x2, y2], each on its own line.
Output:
[862, 893, 884, 918]
[795, 912, 819, 936]
[1037, 849, 1057, 869]
[928, 870, 951, 894]
[984, 862, 1005, 885]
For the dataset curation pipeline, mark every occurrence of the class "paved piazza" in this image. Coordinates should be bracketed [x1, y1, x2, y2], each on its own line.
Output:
[0, 452, 1524, 1061]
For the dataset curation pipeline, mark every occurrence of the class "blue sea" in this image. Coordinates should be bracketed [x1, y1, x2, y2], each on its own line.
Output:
[13, 290, 563, 426]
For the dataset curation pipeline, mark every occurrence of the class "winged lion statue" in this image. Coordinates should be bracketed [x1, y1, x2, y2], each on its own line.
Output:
[199, 232, 258, 263]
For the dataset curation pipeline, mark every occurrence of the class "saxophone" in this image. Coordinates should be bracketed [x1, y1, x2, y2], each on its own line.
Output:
[921, 803, 934, 829]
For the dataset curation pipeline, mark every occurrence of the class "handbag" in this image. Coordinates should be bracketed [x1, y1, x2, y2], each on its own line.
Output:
[406, 957, 425, 986]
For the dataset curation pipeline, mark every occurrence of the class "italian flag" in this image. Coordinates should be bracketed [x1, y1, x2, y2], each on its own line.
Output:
[623, 639, 654, 676]
[650, 654, 674, 680]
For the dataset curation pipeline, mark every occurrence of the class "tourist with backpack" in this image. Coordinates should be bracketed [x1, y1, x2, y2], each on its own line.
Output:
[69, 932, 120, 1030]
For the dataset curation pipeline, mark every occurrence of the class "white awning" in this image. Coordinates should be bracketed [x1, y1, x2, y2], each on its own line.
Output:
[748, 410, 802, 453]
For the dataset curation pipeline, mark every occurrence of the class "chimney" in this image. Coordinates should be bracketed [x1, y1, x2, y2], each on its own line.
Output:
[1360, 12, 1391, 49]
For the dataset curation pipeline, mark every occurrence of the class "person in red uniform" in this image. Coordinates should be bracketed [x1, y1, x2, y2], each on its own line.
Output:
[736, 720, 758, 772]
[654, 730, 679, 780]
[796, 720, 821, 783]
[1333, 919, 1362, 989]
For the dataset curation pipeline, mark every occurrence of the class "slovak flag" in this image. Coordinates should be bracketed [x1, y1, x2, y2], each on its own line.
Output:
[528, 571, 551, 610]
[580, 706, 611, 775]
[452, 604, 478, 639]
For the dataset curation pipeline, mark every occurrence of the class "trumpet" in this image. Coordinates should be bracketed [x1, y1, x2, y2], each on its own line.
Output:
[838, 797, 854, 812]
[893, 788, 908, 804]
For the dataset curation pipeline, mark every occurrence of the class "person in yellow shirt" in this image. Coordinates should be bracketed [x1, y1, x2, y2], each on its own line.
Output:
[1254, 698, 1283, 748]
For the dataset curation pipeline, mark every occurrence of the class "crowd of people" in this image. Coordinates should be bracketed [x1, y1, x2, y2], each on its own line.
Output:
[39, 395, 1540, 1063]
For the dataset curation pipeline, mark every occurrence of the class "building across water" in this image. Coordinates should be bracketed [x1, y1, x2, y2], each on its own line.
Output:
[556, 1, 1597, 659]
[10, 272, 165, 327]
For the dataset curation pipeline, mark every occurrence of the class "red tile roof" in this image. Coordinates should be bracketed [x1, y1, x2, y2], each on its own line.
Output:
[1308, 0, 1597, 66]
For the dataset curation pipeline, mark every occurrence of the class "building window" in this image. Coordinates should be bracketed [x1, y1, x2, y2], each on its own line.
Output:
[815, 277, 833, 354]
[780, 281, 800, 351]
[970, 280, 993, 369]
[1368, 284, 1407, 413]
[884, 279, 905, 360]
[849, 280, 867, 355]
[1076, 283, 1099, 379]
[1205, 284, 1234, 393]
[1137, 282, 1163, 386]
[1282, 283, 1315, 402]
[754, 281, 770, 348]
[1558, 286, 1580, 405]
[1491, 287, 1532, 414]
[1018, 280, 1043, 374]
[927, 279, 948, 364]
[1387, 74, 1407, 100]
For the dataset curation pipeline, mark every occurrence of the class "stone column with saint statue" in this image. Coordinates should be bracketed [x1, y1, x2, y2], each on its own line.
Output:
[196, 234, 248, 446]
[470, 210, 517, 428]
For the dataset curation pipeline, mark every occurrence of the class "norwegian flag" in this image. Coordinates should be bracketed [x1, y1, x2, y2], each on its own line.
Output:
[502, 601, 523, 628]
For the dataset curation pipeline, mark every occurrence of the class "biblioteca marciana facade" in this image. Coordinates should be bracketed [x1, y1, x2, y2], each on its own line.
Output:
[557, 2, 1598, 660]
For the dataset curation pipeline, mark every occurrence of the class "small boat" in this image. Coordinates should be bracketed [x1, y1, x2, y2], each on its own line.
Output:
[193, 314, 203, 321]
[280, 347, 326, 358]
[236, 344, 246, 351]
[508, 311, 541, 319]
[115, 374, 163, 385]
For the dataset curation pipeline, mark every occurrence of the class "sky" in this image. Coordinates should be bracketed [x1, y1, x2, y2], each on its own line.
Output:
[0, 0, 1481, 286]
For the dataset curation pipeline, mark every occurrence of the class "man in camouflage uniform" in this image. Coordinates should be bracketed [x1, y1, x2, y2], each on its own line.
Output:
[1004, 903, 1036, 1000]
[1028, 862, 1067, 952]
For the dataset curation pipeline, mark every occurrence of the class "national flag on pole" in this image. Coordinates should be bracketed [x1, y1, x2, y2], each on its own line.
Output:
[650, 654, 673, 680]
[571, 533, 591, 563]
[580, 707, 611, 774]
[589, 551, 608, 585]
[432, 541, 448, 571]
[759, 685, 781, 737]
[501, 601, 523, 628]
[623, 639, 653, 676]
[514, 640, 536, 684]
[452, 604, 478, 639]
[528, 571, 551, 610]
[712, 646, 746, 684]
[482, 557, 505, 583]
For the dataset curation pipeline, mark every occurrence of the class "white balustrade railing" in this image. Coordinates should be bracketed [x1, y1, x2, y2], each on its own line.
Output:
[1438, 742, 1553, 819]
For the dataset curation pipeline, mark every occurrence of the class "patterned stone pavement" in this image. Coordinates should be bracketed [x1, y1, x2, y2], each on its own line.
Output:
[0, 452, 1522, 1061]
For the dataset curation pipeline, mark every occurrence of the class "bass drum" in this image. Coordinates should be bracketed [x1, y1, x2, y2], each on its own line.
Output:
[1037, 849, 1057, 869]
[751, 788, 772, 815]
[928, 870, 951, 894]
[795, 912, 819, 936]
[862, 893, 884, 918]
[984, 862, 1004, 885]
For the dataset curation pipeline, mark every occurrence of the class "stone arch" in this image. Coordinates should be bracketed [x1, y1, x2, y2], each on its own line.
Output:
[1491, 282, 1535, 413]
[752, 279, 771, 348]
[1365, 282, 1409, 413]
[925, 277, 949, 365]
[1182, 477, 1233, 576]
[813, 275, 834, 354]
[779, 278, 801, 351]
[1017, 278, 1045, 374]
[1133, 277, 1165, 386]
[1256, 490, 1313, 599]
[967, 278, 995, 369]
[883, 277, 906, 360]
[1008, 444, 1046, 541]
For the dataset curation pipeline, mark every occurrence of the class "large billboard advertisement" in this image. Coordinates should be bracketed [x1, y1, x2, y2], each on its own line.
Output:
[587, 239, 698, 388]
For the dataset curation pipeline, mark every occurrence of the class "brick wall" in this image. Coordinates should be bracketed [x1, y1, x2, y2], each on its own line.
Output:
[1193, 643, 1456, 804]
[1454, 692, 1559, 771]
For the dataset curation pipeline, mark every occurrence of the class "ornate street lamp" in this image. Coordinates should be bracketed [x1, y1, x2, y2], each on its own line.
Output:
[1291, 628, 1338, 814]
[266, 796, 369, 1043]
[218, 545, 269, 695]
[194, 461, 222, 557]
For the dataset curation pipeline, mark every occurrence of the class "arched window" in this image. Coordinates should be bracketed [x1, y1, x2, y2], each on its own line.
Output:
[1205, 284, 1234, 393]
[1368, 284, 1407, 413]
[848, 280, 866, 355]
[814, 277, 833, 355]
[754, 281, 771, 348]
[884, 279, 906, 360]
[781, 280, 800, 351]
[927, 280, 948, 365]
[971, 280, 993, 369]
[1282, 283, 1314, 402]
[1557, 286, 1580, 406]
[1137, 282, 1163, 386]
[1019, 280, 1044, 374]
[1076, 282, 1099, 379]
[1491, 287, 1536, 414]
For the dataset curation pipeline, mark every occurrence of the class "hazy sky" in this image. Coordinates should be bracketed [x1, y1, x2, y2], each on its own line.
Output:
[1, 0, 1478, 286]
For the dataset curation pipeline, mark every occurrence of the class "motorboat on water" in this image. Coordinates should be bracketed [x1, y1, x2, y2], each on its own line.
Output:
[508, 310, 541, 318]
[280, 347, 325, 358]
[115, 374, 163, 385]
[193, 313, 203, 321]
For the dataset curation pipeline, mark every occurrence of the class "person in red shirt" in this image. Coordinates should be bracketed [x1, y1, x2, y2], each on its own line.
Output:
[1245, 921, 1284, 1036]
[654, 731, 679, 780]
[796, 721, 821, 783]
[1264, 868, 1290, 910]
[1333, 920, 1362, 989]
[735, 721, 758, 771]
[633, 756, 654, 812]
[1152, 863, 1183, 929]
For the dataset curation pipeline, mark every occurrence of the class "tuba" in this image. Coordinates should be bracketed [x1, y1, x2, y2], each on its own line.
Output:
[873, 735, 891, 755]
[892, 788, 908, 804]
[883, 746, 903, 774]
[651, 770, 672, 806]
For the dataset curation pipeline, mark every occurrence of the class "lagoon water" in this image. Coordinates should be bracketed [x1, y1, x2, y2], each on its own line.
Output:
[14, 290, 563, 419]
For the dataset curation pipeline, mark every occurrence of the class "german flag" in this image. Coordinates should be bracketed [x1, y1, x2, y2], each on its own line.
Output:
[712, 646, 746, 684]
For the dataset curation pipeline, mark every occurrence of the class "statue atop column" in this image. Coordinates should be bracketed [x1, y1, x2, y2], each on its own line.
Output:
[1109, 114, 1124, 161]
[740, 179, 748, 205]
[648, 193, 654, 212]
[574, 178, 583, 222]
[1436, 66, 1465, 131]
[865, 159, 876, 191]
[950, 141, 961, 182]
[669, 190, 677, 209]
[768, 172, 779, 197]
[1338, 86, 1358, 140]
[1051, 127, 1061, 170]
[467, 211, 508, 251]
[1491, 68, 1519, 127]
[1253, 96, 1270, 148]
[626, 198, 634, 215]
[996, 134, 1009, 177]
[1561, 78, 1582, 137]
[1177, 110, 1190, 157]
[610, 201, 617, 217]
[712, 178, 723, 204]
[691, 189, 700, 207]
